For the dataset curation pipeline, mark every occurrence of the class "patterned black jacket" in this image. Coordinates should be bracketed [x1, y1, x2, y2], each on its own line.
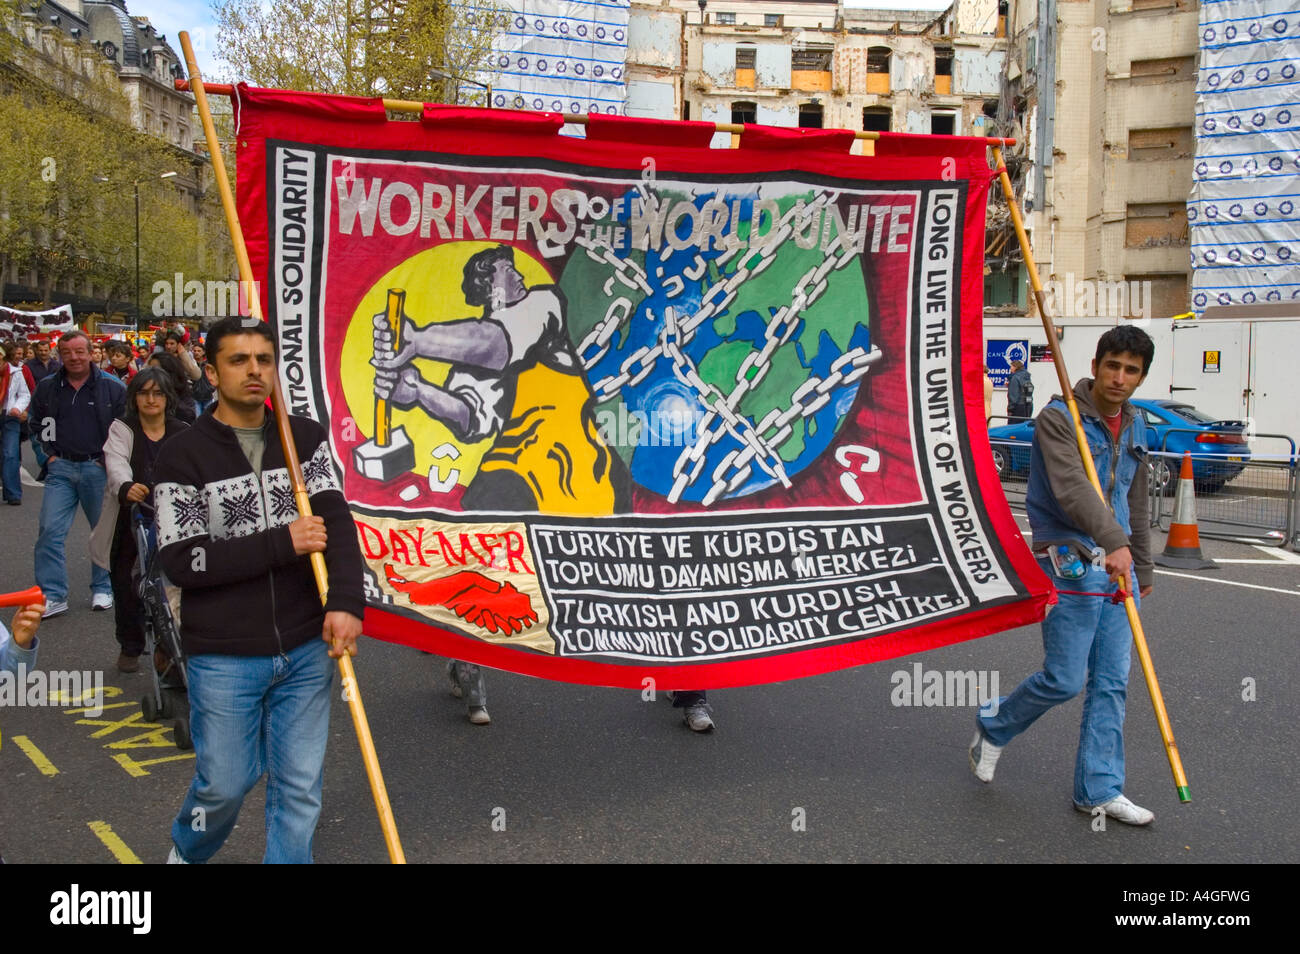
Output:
[153, 407, 365, 657]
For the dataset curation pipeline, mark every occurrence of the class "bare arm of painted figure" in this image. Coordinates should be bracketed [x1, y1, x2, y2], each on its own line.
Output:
[372, 365, 480, 441]
[371, 312, 510, 373]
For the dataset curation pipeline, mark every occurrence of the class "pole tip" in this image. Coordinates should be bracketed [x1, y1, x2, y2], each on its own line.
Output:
[1177, 785, 1191, 803]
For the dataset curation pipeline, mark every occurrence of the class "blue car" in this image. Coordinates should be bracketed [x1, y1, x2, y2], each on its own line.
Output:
[988, 399, 1250, 494]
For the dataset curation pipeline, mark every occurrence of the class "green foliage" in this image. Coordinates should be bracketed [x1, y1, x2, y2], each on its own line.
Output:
[0, 3, 233, 311]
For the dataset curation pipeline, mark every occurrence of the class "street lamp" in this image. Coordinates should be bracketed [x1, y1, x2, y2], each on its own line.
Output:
[135, 171, 177, 328]
[698, 0, 707, 25]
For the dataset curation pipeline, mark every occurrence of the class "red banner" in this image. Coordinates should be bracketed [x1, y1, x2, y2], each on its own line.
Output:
[235, 86, 1052, 688]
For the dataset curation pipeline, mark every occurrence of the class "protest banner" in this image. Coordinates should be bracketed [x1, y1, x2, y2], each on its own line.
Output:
[0, 304, 75, 337]
[234, 88, 1053, 687]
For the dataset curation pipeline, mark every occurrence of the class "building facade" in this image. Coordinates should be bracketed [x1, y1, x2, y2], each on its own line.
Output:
[81, 0, 194, 152]
[673, 1, 1005, 144]
[622, 0, 1202, 323]
[1, 0, 229, 318]
[9, 0, 194, 150]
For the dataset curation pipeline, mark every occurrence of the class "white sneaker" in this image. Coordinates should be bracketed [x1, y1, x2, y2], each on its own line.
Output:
[467, 705, 491, 726]
[969, 730, 1003, 783]
[41, 601, 68, 619]
[92, 592, 113, 611]
[166, 845, 190, 864]
[1076, 794, 1154, 826]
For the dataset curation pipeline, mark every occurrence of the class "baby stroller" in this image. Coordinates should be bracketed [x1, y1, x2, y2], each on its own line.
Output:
[131, 503, 192, 750]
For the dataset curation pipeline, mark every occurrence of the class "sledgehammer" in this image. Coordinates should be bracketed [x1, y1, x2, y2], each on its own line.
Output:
[354, 288, 417, 482]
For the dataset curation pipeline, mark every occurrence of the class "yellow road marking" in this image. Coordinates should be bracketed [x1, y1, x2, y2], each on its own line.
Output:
[112, 751, 195, 778]
[87, 821, 143, 864]
[12, 735, 59, 776]
[78, 710, 161, 739]
[66, 700, 136, 716]
[51, 685, 122, 706]
[106, 725, 178, 750]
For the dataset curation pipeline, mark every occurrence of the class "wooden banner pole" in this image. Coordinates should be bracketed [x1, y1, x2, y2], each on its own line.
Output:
[178, 32, 409, 859]
[991, 146, 1190, 803]
[172, 81, 1015, 146]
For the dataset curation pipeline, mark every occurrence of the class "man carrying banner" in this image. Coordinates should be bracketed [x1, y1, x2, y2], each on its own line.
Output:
[970, 326, 1156, 825]
[154, 317, 365, 863]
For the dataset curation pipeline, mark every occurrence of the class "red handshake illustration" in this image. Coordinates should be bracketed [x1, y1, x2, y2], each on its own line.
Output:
[384, 565, 539, 635]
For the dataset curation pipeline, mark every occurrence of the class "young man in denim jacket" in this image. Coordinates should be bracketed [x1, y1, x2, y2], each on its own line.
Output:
[970, 326, 1156, 826]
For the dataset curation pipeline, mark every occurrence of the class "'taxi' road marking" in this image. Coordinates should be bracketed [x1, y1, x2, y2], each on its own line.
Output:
[61, 687, 195, 776]
[113, 752, 195, 778]
[12, 735, 59, 776]
[87, 821, 143, 864]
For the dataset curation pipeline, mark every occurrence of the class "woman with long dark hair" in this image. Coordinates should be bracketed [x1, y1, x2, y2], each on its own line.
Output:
[147, 353, 197, 424]
[90, 368, 189, 672]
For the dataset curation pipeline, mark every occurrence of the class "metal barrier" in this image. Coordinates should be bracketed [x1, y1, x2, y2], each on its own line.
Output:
[1149, 430, 1298, 546]
[989, 422, 1300, 549]
[988, 436, 1030, 508]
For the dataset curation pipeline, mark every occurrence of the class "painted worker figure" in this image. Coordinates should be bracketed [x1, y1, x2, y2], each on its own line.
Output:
[970, 326, 1156, 825]
[371, 244, 629, 515]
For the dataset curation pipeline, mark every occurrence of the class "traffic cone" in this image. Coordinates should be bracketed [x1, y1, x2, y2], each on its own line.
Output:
[1154, 452, 1218, 569]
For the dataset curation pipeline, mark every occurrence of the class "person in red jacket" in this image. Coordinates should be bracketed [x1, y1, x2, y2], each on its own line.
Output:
[104, 341, 137, 383]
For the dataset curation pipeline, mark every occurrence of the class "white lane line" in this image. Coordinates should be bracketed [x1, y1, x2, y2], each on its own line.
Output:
[1208, 535, 1287, 544]
[1253, 545, 1300, 565]
[1213, 559, 1291, 564]
[1155, 569, 1300, 596]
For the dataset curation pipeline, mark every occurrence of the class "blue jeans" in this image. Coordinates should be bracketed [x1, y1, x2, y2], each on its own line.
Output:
[171, 638, 334, 864]
[977, 557, 1139, 807]
[2, 417, 21, 501]
[34, 457, 111, 603]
